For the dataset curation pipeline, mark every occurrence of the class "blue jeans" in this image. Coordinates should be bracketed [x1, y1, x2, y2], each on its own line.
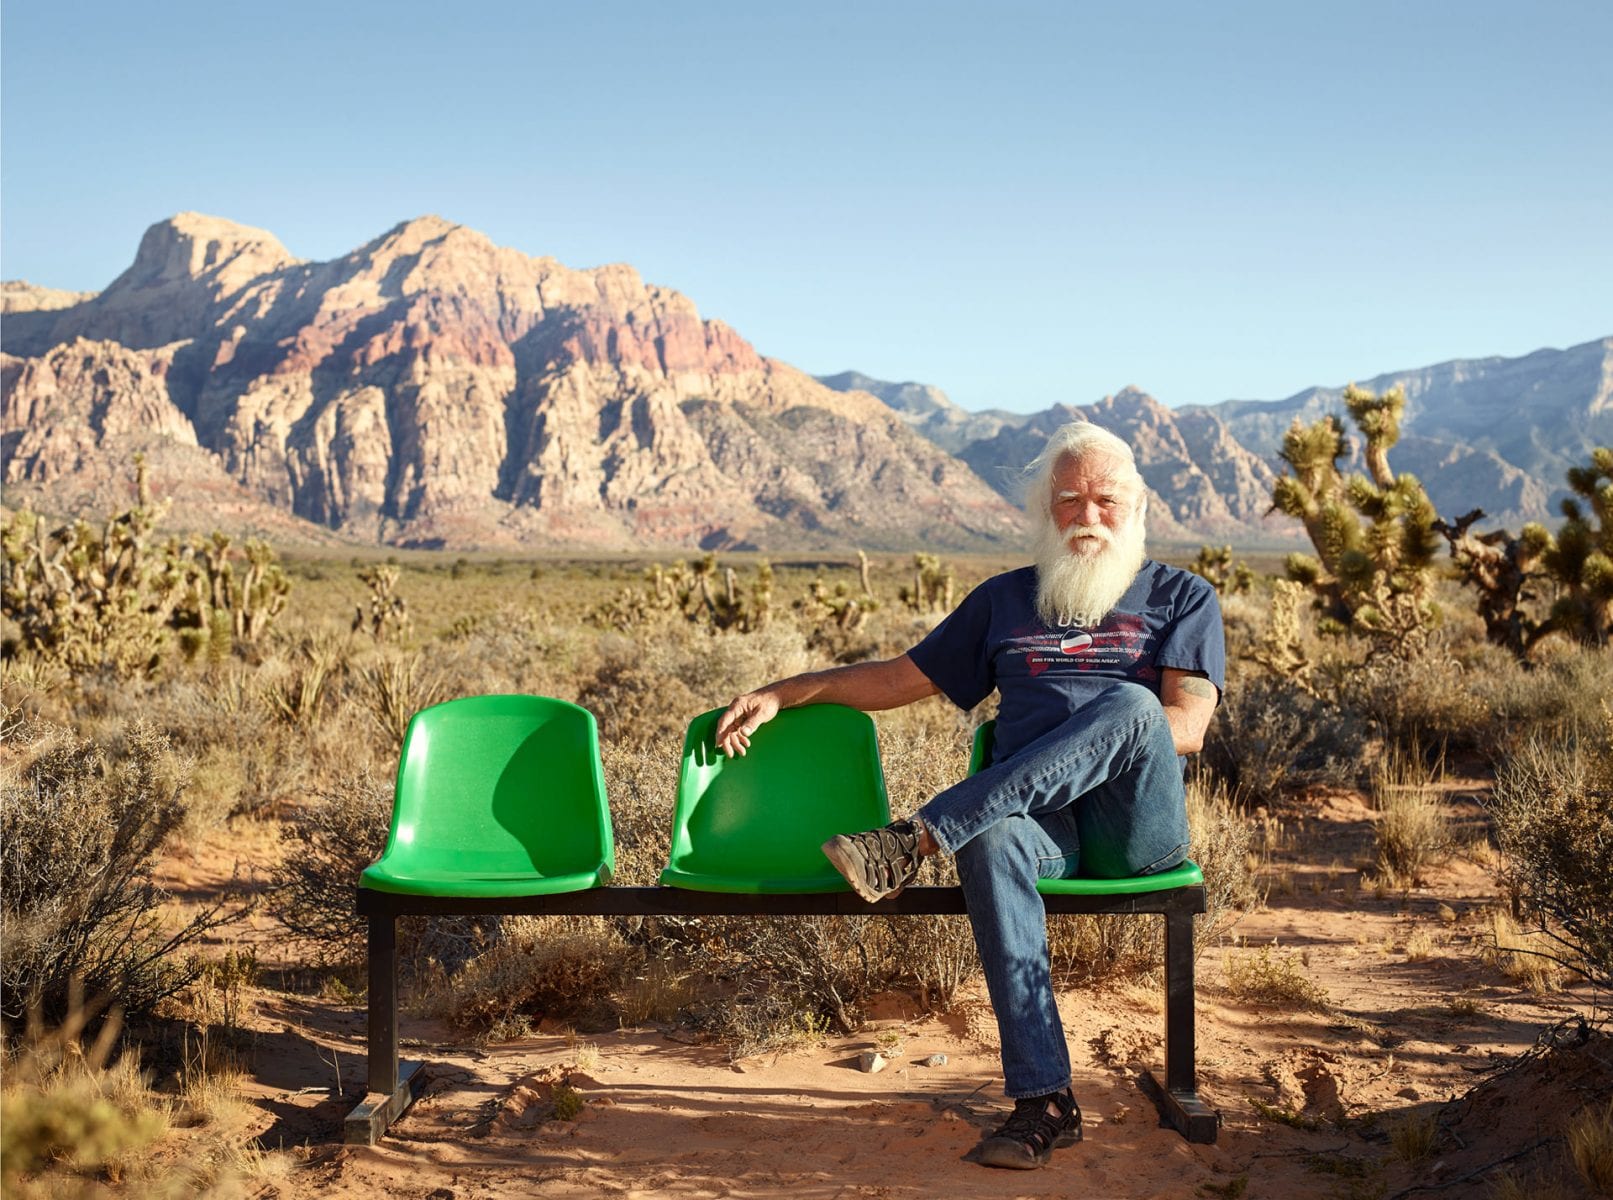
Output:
[915, 682, 1189, 1099]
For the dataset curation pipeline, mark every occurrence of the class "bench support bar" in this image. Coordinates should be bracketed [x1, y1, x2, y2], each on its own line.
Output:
[350, 885, 1216, 1145]
[344, 1061, 426, 1145]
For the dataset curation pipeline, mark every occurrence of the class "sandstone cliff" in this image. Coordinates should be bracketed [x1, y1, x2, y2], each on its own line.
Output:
[2, 214, 1023, 551]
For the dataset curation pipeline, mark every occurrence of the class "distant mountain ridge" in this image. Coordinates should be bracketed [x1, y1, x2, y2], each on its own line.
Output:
[822, 337, 1613, 536]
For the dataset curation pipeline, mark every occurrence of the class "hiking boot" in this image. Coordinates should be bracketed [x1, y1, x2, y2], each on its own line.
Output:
[975, 1088, 1082, 1169]
[821, 819, 923, 902]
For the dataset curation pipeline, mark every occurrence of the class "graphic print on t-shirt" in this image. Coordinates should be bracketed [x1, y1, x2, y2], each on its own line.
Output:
[1010, 612, 1159, 680]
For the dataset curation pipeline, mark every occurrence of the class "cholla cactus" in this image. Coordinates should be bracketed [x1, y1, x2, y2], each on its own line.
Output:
[1269, 385, 1441, 657]
[1, 458, 293, 676]
[1247, 580, 1316, 695]
[795, 576, 874, 637]
[592, 557, 771, 633]
[898, 553, 954, 614]
[353, 564, 411, 641]
[3, 458, 184, 675]
[1188, 545, 1254, 595]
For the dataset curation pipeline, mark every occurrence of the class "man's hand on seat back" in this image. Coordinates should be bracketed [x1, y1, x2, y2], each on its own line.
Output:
[714, 655, 940, 758]
[715, 690, 781, 757]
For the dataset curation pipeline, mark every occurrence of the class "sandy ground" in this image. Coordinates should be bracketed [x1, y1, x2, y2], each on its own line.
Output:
[153, 780, 1611, 1200]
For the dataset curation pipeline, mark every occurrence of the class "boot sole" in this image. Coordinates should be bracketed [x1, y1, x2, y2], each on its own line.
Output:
[975, 1126, 1082, 1169]
[821, 836, 886, 903]
[821, 836, 913, 903]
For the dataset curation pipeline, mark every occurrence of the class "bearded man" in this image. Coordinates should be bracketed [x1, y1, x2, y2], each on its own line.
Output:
[715, 420, 1224, 1170]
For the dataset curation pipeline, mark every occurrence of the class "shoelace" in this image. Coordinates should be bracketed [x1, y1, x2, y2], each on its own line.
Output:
[859, 824, 917, 889]
[994, 1094, 1071, 1153]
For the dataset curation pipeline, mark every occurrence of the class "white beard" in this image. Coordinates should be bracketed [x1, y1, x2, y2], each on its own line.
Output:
[1034, 515, 1148, 628]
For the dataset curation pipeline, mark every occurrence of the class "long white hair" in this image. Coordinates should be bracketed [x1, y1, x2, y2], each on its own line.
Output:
[1024, 422, 1149, 627]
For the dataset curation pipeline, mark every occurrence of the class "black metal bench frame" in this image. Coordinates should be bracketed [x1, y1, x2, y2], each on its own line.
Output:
[347, 883, 1218, 1146]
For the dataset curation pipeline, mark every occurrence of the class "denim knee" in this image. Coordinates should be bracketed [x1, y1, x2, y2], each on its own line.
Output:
[948, 816, 1064, 890]
[954, 816, 1042, 885]
[1093, 679, 1167, 723]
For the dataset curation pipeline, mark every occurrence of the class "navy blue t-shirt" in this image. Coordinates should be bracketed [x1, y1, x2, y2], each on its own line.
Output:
[907, 561, 1226, 765]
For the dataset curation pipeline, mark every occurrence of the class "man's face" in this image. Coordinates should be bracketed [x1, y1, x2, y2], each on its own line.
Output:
[1049, 454, 1132, 557]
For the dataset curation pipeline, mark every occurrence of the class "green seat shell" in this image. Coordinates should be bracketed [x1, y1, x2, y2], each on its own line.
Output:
[360, 695, 614, 898]
[661, 704, 892, 894]
[967, 720, 1203, 895]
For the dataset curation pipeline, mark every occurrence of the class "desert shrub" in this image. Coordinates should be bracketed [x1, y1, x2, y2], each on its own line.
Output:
[0, 652, 73, 729]
[0, 1001, 291, 1198]
[1048, 911, 1157, 983]
[1, 1008, 167, 1190]
[1371, 741, 1451, 886]
[687, 915, 897, 1038]
[268, 768, 498, 979]
[431, 603, 590, 698]
[600, 740, 679, 887]
[1481, 641, 1613, 748]
[886, 911, 977, 1011]
[1202, 673, 1360, 801]
[268, 769, 392, 958]
[707, 991, 834, 1061]
[1489, 721, 1613, 990]
[577, 620, 818, 752]
[419, 916, 634, 1037]
[1340, 649, 1494, 757]
[0, 720, 224, 1024]
[1485, 909, 1572, 993]
[576, 633, 704, 749]
[1186, 770, 1258, 952]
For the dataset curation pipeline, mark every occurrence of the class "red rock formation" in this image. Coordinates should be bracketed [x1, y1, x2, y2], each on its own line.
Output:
[2, 214, 1023, 551]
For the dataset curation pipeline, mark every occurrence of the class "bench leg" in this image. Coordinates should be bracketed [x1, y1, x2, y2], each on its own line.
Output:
[344, 911, 426, 1145]
[1143, 907, 1218, 1144]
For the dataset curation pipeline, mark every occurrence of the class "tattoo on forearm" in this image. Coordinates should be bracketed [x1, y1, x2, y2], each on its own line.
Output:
[1178, 676, 1218, 701]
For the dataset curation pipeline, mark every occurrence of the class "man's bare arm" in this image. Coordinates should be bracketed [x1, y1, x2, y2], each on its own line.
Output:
[715, 653, 940, 757]
[1160, 667, 1218, 755]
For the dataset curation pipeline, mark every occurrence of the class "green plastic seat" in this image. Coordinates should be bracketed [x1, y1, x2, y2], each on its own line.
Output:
[660, 704, 892, 894]
[967, 719, 1203, 895]
[360, 695, 614, 898]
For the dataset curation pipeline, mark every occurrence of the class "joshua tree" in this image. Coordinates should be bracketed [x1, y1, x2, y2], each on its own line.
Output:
[1268, 385, 1442, 658]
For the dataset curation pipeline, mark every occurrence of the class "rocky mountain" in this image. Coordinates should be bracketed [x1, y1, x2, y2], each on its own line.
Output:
[840, 337, 1611, 540]
[2, 214, 1023, 551]
[1187, 337, 1613, 528]
[948, 389, 1285, 542]
[814, 370, 1023, 454]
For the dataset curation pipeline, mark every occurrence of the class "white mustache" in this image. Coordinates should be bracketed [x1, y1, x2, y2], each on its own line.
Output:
[1064, 525, 1114, 546]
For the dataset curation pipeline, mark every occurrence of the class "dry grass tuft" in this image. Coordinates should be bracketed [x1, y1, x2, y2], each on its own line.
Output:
[1223, 941, 1330, 1011]
[1372, 740, 1451, 886]
[1390, 1111, 1439, 1162]
[1486, 909, 1571, 993]
[1567, 1099, 1613, 1194]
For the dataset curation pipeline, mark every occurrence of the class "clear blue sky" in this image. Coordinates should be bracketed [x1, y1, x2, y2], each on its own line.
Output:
[3, 0, 1609, 412]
